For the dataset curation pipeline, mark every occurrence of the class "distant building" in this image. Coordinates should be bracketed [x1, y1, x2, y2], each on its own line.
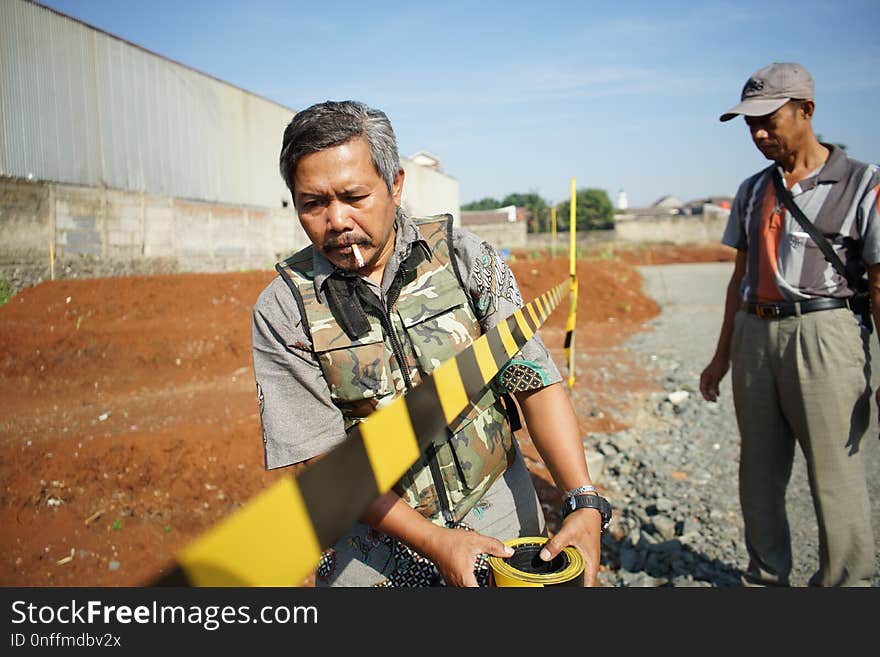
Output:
[616, 189, 628, 210]
[651, 195, 684, 210]
[401, 151, 460, 227]
[461, 205, 522, 224]
[618, 193, 733, 219]
[460, 205, 527, 249]
[614, 193, 732, 244]
[678, 196, 733, 216]
[407, 151, 444, 170]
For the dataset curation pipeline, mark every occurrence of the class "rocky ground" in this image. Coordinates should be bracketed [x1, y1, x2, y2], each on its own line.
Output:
[593, 263, 880, 587]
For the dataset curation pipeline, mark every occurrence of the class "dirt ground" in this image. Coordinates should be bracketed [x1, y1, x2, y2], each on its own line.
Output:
[0, 241, 735, 587]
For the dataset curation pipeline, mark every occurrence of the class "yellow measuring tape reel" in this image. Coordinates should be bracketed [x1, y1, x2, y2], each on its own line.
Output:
[488, 537, 585, 587]
[152, 279, 570, 587]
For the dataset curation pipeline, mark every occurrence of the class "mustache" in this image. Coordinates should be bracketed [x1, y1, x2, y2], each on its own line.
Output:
[323, 234, 372, 250]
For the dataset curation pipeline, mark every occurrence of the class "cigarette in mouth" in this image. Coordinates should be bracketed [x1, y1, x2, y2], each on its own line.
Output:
[352, 244, 365, 268]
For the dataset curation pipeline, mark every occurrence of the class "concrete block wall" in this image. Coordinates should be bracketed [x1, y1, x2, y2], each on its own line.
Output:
[106, 191, 147, 258]
[524, 215, 726, 250]
[143, 196, 175, 258]
[614, 213, 727, 245]
[525, 229, 617, 250]
[54, 186, 104, 257]
[461, 221, 528, 250]
[0, 179, 52, 258]
[1, 177, 309, 271]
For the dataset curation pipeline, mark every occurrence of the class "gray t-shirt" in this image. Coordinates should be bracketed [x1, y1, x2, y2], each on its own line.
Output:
[251, 213, 561, 586]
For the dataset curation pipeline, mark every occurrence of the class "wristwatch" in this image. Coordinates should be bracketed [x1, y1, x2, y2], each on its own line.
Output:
[562, 493, 613, 533]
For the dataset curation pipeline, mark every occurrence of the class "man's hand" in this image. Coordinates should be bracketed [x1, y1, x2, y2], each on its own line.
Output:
[539, 507, 602, 586]
[422, 526, 513, 587]
[699, 355, 730, 402]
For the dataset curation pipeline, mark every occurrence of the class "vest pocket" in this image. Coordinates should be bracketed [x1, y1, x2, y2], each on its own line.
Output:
[446, 394, 512, 488]
[401, 305, 480, 373]
[397, 269, 479, 373]
[315, 339, 394, 417]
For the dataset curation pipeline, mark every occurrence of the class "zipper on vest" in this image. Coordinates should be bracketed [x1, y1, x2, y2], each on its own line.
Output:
[352, 281, 414, 391]
[377, 308, 414, 391]
[426, 443, 454, 525]
[381, 285, 414, 391]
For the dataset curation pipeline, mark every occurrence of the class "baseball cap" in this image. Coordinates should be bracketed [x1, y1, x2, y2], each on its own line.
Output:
[719, 62, 814, 122]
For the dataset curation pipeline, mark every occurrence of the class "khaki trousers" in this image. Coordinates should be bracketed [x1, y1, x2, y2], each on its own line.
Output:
[731, 307, 875, 586]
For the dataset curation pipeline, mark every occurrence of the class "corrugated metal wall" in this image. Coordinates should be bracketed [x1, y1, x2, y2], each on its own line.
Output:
[0, 0, 295, 208]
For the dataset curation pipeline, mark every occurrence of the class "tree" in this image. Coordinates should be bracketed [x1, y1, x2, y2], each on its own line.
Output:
[555, 188, 614, 231]
[501, 191, 549, 233]
[461, 197, 503, 210]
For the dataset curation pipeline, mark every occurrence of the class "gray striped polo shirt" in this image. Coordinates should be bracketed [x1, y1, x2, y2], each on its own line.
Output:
[722, 145, 880, 303]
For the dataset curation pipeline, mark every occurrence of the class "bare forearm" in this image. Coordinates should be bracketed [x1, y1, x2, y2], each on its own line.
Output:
[714, 271, 744, 361]
[516, 382, 591, 491]
[516, 381, 602, 585]
[712, 251, 747, 363]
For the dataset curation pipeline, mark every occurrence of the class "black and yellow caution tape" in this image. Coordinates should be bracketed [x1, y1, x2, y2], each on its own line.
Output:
[153, 280, 569, 587]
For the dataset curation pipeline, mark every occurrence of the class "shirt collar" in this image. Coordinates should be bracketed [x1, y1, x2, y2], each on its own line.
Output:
[815, 143, 847, 184]
[311, 212, 432, 297]
[774, 143, 845, 194]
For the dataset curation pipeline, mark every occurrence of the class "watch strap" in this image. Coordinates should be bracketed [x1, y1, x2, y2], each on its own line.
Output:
[563, 493, 612, 532]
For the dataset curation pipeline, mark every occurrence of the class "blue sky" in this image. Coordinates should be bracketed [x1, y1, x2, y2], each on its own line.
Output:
[38, 0, 880, 208]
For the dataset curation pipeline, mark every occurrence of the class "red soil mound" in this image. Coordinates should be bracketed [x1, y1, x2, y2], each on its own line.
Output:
[0, 243, 731, 586]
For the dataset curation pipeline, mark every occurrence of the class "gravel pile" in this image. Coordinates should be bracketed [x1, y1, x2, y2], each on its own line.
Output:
[593, 263, 880, 587]
[593, 363, 749, 587]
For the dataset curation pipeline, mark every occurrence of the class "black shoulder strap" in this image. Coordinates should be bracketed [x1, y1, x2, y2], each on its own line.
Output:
[770, 170, 852, 287]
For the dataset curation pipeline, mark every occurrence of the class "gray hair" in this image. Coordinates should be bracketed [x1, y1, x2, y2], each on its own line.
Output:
[279, 100, 401, 197]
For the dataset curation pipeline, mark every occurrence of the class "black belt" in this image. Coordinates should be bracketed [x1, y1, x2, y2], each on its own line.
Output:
[745, 297, 850, 319]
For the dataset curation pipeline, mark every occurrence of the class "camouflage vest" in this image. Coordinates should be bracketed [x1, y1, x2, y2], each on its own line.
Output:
[277, 215, 515, 524]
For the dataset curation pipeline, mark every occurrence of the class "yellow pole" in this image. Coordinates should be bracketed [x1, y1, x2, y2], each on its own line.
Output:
[569, 179, 576, 276]
[49, 241, 55, 281]
[551, 207, 557, 258]
[565, 179, 577, 387]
